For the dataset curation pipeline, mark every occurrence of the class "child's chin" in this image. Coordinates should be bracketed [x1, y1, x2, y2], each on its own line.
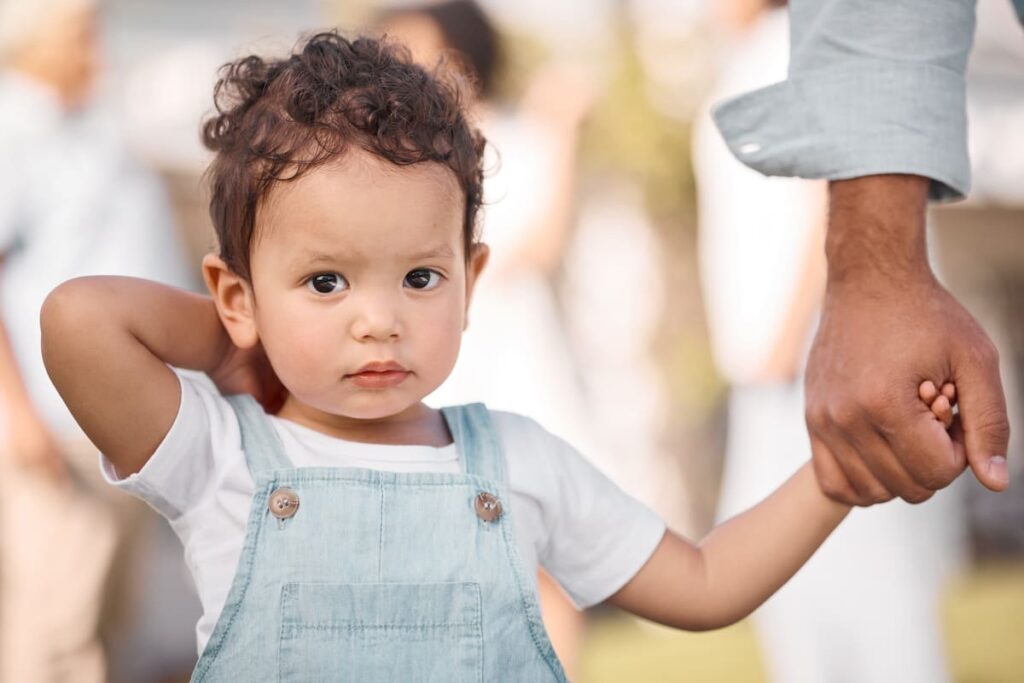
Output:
[334, 393, 424, 421]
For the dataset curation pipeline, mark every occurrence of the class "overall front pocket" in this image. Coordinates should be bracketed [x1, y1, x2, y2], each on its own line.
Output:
[278, 582, 483, 683]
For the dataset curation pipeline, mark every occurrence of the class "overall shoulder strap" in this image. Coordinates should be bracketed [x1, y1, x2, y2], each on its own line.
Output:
[224, 394, 294, 476]
[441, 403, 507, 485]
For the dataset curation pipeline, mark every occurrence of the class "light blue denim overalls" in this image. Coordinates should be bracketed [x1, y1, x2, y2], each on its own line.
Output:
[191, 395, 568, 682]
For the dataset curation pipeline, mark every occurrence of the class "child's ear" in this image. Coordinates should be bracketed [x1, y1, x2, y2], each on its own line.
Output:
[463, 242, 490, 327]
[202, 254, 259, 349]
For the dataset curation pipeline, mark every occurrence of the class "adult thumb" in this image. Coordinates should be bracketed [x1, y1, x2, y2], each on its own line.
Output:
[955, 344, 1011, 492]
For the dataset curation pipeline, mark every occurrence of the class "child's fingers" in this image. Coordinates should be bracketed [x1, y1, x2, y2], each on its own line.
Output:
[931, 395, 954, 429]
[919, 380, 939, 403]
[941, 382, 956, 403]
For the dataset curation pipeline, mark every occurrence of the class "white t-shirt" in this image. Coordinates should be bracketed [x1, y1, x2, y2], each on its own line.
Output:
[103, 371, 665, 654]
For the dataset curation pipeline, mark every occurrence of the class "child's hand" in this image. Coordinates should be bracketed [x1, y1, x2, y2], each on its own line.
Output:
[208, 341, 287, 414]
[919, 380, 957, 429]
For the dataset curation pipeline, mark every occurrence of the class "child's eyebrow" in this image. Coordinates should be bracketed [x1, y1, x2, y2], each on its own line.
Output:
[292, 244, 455, 267]
[296, 251, 348, 267]
[408, 245, 455, 261]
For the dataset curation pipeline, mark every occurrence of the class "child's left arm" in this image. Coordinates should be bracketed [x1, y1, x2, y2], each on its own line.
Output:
[607, 381, 957, 630]
[607, 462, 848, 631]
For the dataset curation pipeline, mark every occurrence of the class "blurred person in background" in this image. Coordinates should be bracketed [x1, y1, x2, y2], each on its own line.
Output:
[694, 1, 965, 681]
[0, 0, 191, 679]
[930, 0, 1024, 555]
[377, 1, 596, 675]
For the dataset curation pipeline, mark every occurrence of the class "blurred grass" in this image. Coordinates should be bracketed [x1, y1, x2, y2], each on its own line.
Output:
[578, 563, 1024, 683]
[580, 616, 766, 683]
[944, 563, 1024, 683]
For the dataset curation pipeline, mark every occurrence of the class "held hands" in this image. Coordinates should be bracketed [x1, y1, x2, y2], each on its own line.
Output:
[921, 380, 958, 430]
[806, 272, 1010, 506]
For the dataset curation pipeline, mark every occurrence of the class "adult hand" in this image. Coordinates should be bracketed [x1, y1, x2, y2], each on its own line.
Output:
[806, 175, 1010, 506]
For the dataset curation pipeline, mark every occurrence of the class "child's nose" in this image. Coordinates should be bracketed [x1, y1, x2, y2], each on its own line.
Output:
[350, 294, 402, 342]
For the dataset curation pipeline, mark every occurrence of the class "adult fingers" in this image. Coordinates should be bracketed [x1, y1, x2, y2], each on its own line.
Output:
[809, 434, 861, 505]
[812, 420, 894, 505]
[955, 342, 1010, 491]
[884, 399, 965, 492]
[844, 424, 934, 504]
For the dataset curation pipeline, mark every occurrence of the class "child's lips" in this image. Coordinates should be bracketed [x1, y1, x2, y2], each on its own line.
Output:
[346, 362, 410, 389]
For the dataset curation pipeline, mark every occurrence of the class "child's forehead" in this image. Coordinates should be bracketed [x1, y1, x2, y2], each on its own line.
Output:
[262, 150, 462, 218]
[265, 149, 462, 208]
[254, 150, 465, 257]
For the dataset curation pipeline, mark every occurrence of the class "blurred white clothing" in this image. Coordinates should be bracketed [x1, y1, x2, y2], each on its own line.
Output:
[427, 113, 595, 458]
[0, 68, 194, 683]
[693, 12, 820, 386]
[964, 0, 1024, 205]
[560, 186, 672, 520]
[0, 70, 192, 438]
[695, 10, 964, 683]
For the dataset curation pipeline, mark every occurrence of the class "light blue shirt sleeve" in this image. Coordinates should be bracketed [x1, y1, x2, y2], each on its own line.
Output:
[712, 0, 981, 201]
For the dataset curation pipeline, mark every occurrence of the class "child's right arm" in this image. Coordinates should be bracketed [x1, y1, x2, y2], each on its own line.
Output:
[41, 276, 231, 476]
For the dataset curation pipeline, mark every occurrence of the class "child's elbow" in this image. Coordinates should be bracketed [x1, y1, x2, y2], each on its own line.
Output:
[686, 612, 747, 632]
[667, 605, 752, 632]
[42, 279, 85, 334]
[40, 278, 105, 356]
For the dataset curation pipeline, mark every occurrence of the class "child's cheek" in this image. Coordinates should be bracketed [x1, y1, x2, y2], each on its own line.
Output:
[415, 300, 464, 380]
[262, 308, 341, 390]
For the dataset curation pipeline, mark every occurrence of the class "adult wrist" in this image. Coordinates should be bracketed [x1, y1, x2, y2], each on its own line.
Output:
[825, 175, 933, 287]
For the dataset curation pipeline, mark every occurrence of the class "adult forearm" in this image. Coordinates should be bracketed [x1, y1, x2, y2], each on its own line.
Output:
[825, 175, 931, 285]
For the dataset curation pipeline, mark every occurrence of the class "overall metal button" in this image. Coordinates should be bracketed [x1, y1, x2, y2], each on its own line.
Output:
[474, 492, 502, 522]
[269, 487, 300, 520]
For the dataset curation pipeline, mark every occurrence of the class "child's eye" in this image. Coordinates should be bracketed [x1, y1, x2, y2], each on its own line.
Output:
[306, 272, 348, 294]
[404, 269, 442, 290]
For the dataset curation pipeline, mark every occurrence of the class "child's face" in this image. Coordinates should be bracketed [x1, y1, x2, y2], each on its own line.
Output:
[231, 151, 486, 422]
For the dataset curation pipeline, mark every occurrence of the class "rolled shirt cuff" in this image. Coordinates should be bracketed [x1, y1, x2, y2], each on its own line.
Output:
[712, 60, 970, 202]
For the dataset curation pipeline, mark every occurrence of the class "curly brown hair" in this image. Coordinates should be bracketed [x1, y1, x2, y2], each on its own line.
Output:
[201, 31, 486, 281]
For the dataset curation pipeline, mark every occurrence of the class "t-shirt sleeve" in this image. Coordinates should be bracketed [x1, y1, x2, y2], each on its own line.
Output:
[99, 369, 240, 520]
[495, 412, 666, 609]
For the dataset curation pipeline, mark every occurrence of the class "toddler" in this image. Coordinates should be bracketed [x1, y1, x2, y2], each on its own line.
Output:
[41, 33, 961, 681]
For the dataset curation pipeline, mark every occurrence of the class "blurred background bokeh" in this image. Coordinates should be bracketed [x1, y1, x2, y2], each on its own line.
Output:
[1, 0, 1022, 681]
